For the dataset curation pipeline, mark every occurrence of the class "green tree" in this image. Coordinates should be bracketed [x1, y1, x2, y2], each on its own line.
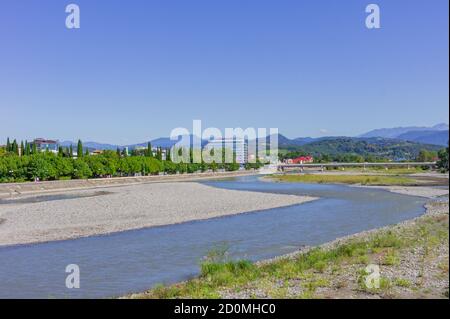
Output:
[146, 142, 153, 157]
[437, 146, 449, 172]
[12, 139, 18, 155]
[210, 161, 218, 172]
[73, 159, 92, 179]
[417, 149, 437, 162]
[77, 140, 83, 158]
[58, 146, 64, 157]
[155, 147, 162, 161]
[25, 141, 31, 156]
[28, 155, 54, 181]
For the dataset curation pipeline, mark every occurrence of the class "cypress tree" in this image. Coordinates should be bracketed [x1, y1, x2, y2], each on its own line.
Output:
[25, 141, 31, 156]
[6, 137, 11, 152]
[69, 145, 73, 157]
[116, 147, 121, 157]
[32, 142, 37, 154]
[20, 141, 24, 156]
[147, 142, 152, 157]
[156, 147, 162, 161]
[12, 139, 18, 155]
[77, 140, 83, 158]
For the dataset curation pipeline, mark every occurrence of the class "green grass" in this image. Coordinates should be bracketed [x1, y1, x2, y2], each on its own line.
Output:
[382, 249, 400, 266]
[330, 167, 427, 175]
[394, 278, 412, 288]
[269, 174, 416, 186]
[129, 209, 448, 299]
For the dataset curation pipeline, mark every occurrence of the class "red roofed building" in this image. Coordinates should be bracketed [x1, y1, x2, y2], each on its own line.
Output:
[286, 156, 314, 164]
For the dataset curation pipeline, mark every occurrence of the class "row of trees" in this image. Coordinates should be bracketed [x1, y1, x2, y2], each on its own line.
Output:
[281, 149, 444, 164]
[280, 146, 449, 172]
[416, 149, 438, 162]
[5, 138, 37, 156]
[280, 151, 392, 163]
[0, 150, 247, 183]
[0, 136, 264, 182]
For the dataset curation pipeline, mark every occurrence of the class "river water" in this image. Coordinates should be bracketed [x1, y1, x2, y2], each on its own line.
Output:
[0, 176, 427, 298]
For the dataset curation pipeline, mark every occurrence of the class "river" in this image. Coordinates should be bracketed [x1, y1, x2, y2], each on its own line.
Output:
[0, 176, 427, 298]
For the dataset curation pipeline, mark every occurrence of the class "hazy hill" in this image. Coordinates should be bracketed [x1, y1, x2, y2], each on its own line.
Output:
[284, 137, 442, 161]
[359, 123, 448, 139]
[396, 130, 448, 146]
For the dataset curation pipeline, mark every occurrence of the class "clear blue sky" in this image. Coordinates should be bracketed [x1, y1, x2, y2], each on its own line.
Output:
[0, 0, 448, 144]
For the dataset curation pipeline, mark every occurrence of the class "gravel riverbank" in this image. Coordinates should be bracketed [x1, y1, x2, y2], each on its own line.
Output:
[354, 185, 449, 198]
[0, 182, 316, 247]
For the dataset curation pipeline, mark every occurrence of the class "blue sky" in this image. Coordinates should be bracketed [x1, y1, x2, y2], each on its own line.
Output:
[0, 0, 448, 144]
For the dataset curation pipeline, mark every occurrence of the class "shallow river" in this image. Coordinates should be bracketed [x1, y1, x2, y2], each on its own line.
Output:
[0, 176, 427, 298]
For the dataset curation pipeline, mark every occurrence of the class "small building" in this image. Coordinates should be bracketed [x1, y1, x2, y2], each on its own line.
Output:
[91, 150, 104, 155]
[287, 156, 314, 164]
[32, 138, 59, 153]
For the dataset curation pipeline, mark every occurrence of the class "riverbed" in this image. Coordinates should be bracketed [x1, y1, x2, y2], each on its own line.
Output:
[0, 181, 312, 246]
[0, 176, 431, 298]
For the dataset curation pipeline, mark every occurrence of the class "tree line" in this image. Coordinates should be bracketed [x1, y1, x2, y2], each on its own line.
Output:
[0, 138, 261, 183]
[280, 146, 449, 172]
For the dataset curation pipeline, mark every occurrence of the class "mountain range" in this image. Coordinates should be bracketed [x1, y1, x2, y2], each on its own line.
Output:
[60, 135, 207, 151]
[60, 124, 448, 154]
[359, 123, 448, 145]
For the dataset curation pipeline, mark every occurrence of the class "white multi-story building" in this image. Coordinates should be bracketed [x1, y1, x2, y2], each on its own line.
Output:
[206, 138, 248, 164]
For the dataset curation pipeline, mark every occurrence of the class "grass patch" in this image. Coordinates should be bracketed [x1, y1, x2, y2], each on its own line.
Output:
[382, 249, 400, 266]
[269, 174, 416, 186]
[394, 278, 412, 288]
[334, 167, 427, 175]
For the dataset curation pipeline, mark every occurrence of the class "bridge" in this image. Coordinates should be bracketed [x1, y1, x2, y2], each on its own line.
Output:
[277, 162, 437, 172]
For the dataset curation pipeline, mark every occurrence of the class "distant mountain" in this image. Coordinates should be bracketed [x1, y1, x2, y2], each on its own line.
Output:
[60, 141, 120, 151]
[126, 135, 208, 150]
[359, 123, 449, 139]
[56, 123, 448, 158]
[431, 123, 449, 131]
[396, 130, 449, 146]
[258, 135, 350, 149]
[126, 137, 175, 149]
[291, 137, 317, 146]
